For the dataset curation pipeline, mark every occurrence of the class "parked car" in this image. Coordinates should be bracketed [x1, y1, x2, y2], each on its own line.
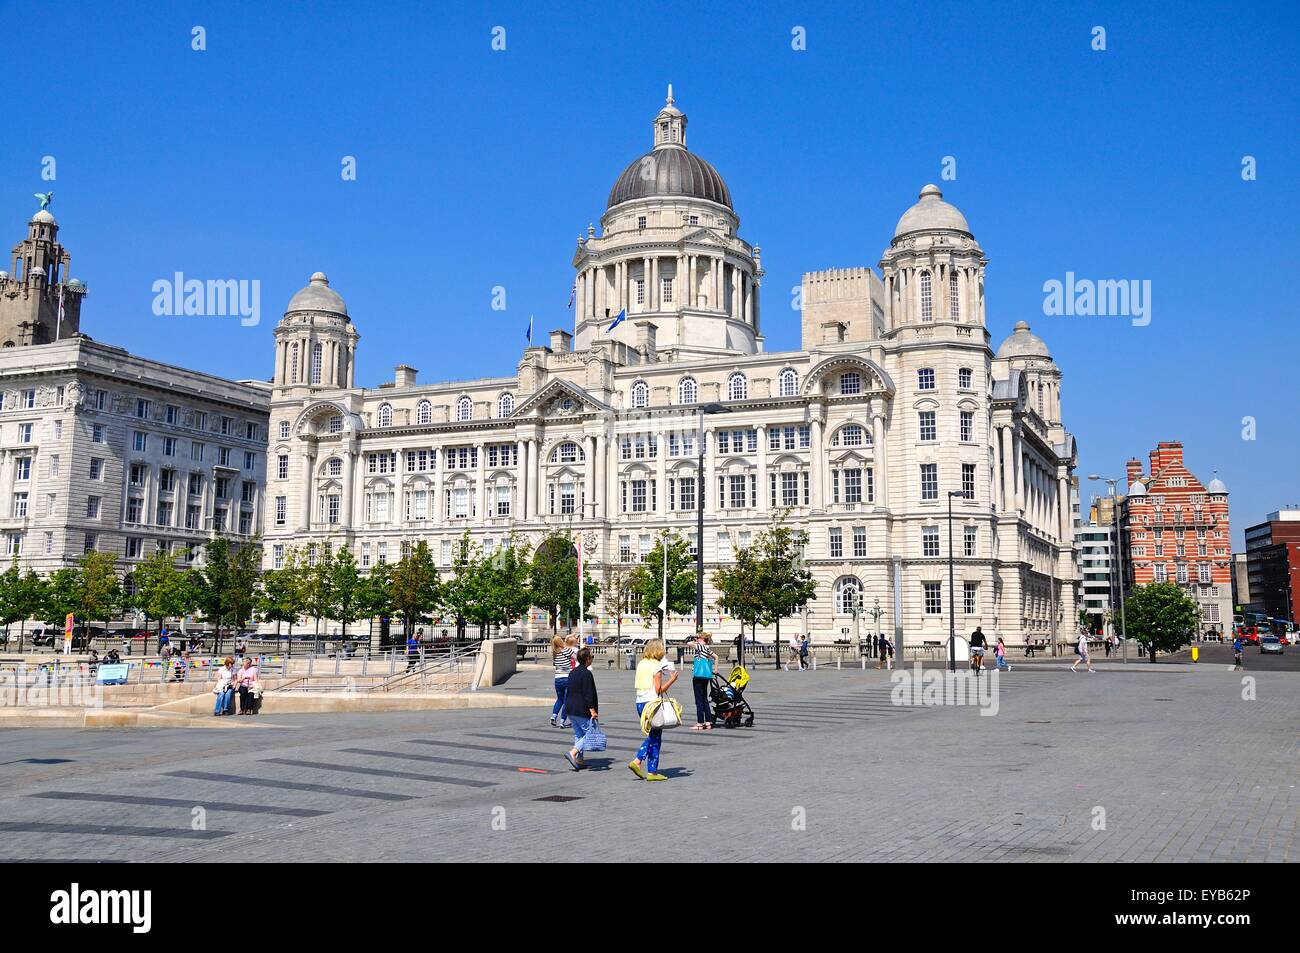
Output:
[29, 629, 54, 647]
[1259, 636, 1284, 655]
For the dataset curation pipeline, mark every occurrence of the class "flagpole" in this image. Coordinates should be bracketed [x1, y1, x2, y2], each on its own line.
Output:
[660, 535, 669, 641]
[576, 534, 585, 643]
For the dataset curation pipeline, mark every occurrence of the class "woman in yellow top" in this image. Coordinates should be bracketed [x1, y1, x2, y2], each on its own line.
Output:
[629, 639, 678, 782]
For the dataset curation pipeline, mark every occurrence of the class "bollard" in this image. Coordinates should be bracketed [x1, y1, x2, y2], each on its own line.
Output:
[1191, 646, 1199, 663]
[837, 657, 841, 670]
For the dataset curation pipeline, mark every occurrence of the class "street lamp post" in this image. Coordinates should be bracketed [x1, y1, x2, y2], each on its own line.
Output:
[869, 598, 884, 658]
[1089, 475, 1128, 664]
[695, 402, 729, 654]
[947, 490, 964, 672]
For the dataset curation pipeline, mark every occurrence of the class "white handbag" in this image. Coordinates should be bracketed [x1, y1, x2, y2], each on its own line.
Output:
[643, 695, 683, 732]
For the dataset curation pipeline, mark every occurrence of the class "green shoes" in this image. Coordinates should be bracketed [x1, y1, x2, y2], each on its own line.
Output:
[645, 773, 667, 782]
[628, 759, 647, 780]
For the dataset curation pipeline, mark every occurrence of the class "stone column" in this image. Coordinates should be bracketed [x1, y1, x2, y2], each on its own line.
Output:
[525, 440, 538, 518]
[810, 418, 824, 509]
[514, 438, 526, 519]
[656, 434, 667, 513]
[757, 424, 769, 513]
[1058, 474, 1070, 542]
[298, 446, 315, 531]
[584, 435, 596, 518]
[871, 411, 888, 507]
[687, 255, 696, 307]
[340, 449, 355, 526]
[998, 425, 1012, 512]
[675, 254, 684, 308]
[346, 346, 355, 388]
[593, 432, 605, 518]
[642, 256, 651, 311]
[434, 447, 445, 524]
[475, 442, 487, 523]
[731, 267, 740, 319]
[1014, 430, 1025, 513]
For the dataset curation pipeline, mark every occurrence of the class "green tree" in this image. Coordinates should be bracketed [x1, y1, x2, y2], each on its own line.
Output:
[356, 561, 393, 650]
[41, 568, 81, 630]
[329, 546, 366, 643]
[1124, 581, 1200, 663]
[301, 544, 337, 650]
[256, 547, 308, 651]
[474, 534, 534, 638]
[389, 542, 441, 639]
[226, 542, 262, 635]
[602, 565, 638, 650]
[754, 521, 817, 669]
[128, 548, 194, 644]
[196, 538, 233, 653]
[530, 533, 601, 634]
[712, 541, 768, 658]
[0, 559, 24, 646]
[628, 532, 693, 640]
[77, 550, 123, 645]
[14, 569, 46, 652]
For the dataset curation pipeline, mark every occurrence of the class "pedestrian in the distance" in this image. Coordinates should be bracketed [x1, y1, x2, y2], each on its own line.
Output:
[1232, 635, 1244, 668]
[691, 632, 716, 730]
[550, 634, 574, 728]
[785, 631, 803, 671]
[1071, 634, 1095, 673]
[406, 629, 421, 670]
[799, 634, 811, 670]
[994, 636, 1011, 672]
[629, 639, 677, 782]
[564, 647, 599, 771]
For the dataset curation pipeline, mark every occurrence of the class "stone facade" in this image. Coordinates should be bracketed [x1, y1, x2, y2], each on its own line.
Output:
[0, 208, 271, 576]
[263, 91, 1079, 646]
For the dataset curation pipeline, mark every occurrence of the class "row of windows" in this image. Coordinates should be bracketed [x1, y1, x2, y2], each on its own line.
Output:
[374, 393, 516, 427]
[916, 270, 964, 323]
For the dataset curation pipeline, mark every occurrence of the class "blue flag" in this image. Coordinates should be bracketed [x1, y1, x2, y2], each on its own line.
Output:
[608, 308, 626, 332]
[525, 314, 533, 343]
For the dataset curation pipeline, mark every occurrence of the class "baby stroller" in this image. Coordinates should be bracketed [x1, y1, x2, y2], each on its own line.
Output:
[710, 665, 755, 728]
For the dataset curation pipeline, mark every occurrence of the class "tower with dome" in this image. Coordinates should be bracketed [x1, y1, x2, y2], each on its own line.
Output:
[265, 89, 1079, 648]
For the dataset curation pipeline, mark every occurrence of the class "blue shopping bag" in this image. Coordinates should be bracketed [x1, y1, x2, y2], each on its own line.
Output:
[579, 719, 607, 753]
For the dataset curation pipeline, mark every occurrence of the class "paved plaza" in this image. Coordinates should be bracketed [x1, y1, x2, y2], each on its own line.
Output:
[0, 657, 1294, 863]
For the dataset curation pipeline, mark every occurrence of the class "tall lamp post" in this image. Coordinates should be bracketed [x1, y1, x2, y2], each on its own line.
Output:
[1089, 475, 1128, 664]
[695, 402, 730, 652]
[868, 597, 884, 659]
[947, 490, 964, 672]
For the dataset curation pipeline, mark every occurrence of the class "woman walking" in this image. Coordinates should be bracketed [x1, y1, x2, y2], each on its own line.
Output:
[994, 637, 1011, 672]
[550, 634, 574, 728]
[236, 656, 260, 714]
[691, 632, 716, 730]
[629, 639, 677, 782]
[212, 656, 234, 716]
[564, 648, 599, 771]
[1071, 635, 1095, 673]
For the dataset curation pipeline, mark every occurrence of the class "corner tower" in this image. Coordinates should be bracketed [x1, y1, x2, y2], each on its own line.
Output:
[272, 272, 358, 393]
[0, 200, 87, 346]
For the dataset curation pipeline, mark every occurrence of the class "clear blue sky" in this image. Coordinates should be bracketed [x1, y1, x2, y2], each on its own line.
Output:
[3, 0, 1297, 546]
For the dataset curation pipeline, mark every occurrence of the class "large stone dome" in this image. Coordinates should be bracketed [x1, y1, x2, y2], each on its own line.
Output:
[286, 272, 348, 317]
[606, 88, 732, 211]
[997, 320, 1052, 359]
[894, 184, 970, 238]
[607, 146, 732, 210]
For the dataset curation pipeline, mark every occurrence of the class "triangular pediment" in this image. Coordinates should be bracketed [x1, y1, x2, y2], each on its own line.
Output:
[513, 378, 610, 418]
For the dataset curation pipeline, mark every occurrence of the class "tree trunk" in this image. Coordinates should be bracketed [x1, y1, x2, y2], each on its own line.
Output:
[775, 616, 781, 669]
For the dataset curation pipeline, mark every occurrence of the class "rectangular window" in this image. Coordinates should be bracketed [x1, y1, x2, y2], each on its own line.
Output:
[327, 495, 340, 524]
[159, 469, 176, 492]
[495, 484, 511, 517]
[277, 454, 289, 480]
[275, 496, 287, 526]
[920, 463, 938, 500]
[924, 582, 942, 615]
[661, 276, 673, 303]
[852, 526, 867, 559]
[192, 442, 204, 462]
[15, 457, 31, 481]
[919, 411, 936, 441]
[962, 463, 976, 500]
[964, 525, 977, 557]
[133, 431, 147, 452]
[244, 451, 256, 471]
[717, 531, 733, 562]
[136, 398, 150, 419]
[18, 423, 32, 444]
[963, 582, 978, 615]
[631, 480, 648, 513]
[125, 498, 142, 523]
[92, 423, 104, 444]
[678, 476, 696, 512]
[50, 455, 60, 477]
[89, 458, 104, 480]
[728, 474, 747, 509]
[917, 368, 935, 390]
[829, 528, 843, 559]
[155, 500, 171, 525]
[12, 492, 28, 518]
[960, 410, 974, 442]
[126, 537, 143, 559]
[922, 526, 940, 557]
[163, 436, 177, 457]
[780, 472, 800, 507]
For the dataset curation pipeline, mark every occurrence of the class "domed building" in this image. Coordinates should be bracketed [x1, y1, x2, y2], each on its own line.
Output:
[266, 90, 1079, 650]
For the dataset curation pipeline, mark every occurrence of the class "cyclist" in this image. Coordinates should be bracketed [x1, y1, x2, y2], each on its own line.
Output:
[969, 626, 988, 675]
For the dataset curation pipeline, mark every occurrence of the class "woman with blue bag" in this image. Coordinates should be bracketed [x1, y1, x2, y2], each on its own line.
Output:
[691, 632, 716, 730]
[564, 647, 600, 771]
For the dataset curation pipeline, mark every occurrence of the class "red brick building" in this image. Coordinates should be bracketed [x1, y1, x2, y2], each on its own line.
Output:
[1118, 442, 1232, 636]
[1243, 510, 1300, 624]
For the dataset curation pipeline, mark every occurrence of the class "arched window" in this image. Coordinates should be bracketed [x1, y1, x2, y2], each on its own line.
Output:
[835, 577, 862, 616]
[456, 396, 473, 422]
[678, 377, 698, 405]
[630, 380, 649, 409]
[377, 403, 393, 427]
[839, 371, 862, 396]
[958, 367, 973, 390]
[289, 342, 300, 382]
[551, 441, 583, 463]
[833, 424, 865, 448]
[727, 372, 748, 401]
[497, 392, 514, 418]
[416, 400, 432, 425]
[778, 368, 798, 397]
[920, 271, 933, 322]
[311, 342, 323, 384]
[278, 421, 290, 439]
[949, 271, 960, 320]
